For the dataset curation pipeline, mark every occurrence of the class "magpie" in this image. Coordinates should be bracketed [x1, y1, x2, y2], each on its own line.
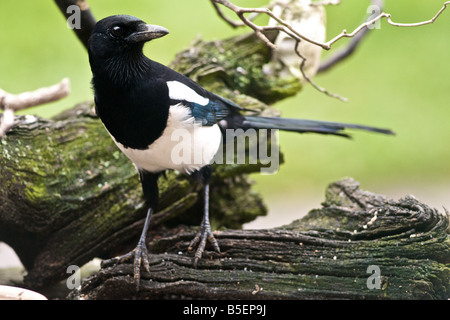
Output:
[88, 15, 394, 287]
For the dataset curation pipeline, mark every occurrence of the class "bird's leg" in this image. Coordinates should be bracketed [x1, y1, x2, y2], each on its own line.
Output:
[104, 207, 152, 289]
[188, 182, 220, 267]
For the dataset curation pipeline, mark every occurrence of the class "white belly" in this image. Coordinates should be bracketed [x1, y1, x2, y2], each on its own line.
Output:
[111, 104, 222, 174]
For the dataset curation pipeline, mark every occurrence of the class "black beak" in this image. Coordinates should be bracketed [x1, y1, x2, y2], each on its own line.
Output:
[127, 24, 169, 43]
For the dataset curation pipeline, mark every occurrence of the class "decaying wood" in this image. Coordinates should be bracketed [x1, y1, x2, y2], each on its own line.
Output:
[0, 21, 448, 300]
[0, 102, 267, 290]
[70, 178, 449, 300]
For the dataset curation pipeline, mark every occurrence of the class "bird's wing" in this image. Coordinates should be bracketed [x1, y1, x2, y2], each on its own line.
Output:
[166, 83, 226, 126]
[155, 61, 244, 126]
[166, 79, 247, 126]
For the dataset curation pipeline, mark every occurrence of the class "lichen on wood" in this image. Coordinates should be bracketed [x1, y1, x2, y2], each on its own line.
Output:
[0, 102, 268, 289]
[69, 179, 449, 300]
[170, 32, 302, 110]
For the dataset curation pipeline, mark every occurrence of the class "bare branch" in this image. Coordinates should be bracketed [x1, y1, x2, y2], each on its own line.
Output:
[210, 0, 246, 28]
[54, 0, 97, 50]
[213, 0, 450, 50]
[211, 0, 450, 100]
[324, 1, 450, 48]
[1, 78, 70, 112]
[0, 78, 70, 137]
[212, 0, 330, 50]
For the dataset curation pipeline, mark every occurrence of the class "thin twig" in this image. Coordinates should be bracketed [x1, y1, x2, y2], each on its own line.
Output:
[295, 41, 348, 102]
[1, 78, 70, 111]
[212, 0, 450, 50]
[318, 0, 384, 73]
[212, 0, 329, 49]
[211, 0, 263, 27]
[324, 1, 450, 48]
[211, 0, 450, 100]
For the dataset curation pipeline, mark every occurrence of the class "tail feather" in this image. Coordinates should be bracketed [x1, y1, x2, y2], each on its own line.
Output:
[241, 116, 394, 137]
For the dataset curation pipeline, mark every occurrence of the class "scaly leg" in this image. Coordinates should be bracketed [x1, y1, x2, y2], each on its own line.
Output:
[188, 182, 220, 267]
[103, 207, 152, 289]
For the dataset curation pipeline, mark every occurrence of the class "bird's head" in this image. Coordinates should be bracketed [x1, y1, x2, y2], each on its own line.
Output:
[88, 15, 169, 67]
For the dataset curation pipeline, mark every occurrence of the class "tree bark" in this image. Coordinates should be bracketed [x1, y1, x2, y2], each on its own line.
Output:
[69, 178, 449, 300]
[0, 102, 267, 290]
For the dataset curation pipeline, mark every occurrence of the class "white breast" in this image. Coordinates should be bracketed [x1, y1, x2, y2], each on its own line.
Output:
[111, 104, 222, 174]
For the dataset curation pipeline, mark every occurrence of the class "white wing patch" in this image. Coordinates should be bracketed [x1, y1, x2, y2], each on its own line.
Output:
[167, 81, 209, 106]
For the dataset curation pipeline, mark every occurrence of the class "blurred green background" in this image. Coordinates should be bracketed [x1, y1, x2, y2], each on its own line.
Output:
[1, 0, 449, 228]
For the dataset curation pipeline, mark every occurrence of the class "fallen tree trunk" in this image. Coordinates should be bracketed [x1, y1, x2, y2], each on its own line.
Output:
[0, 102, 267, 290]
[69, 178, 449, 300]
[0, 32, 448, 299]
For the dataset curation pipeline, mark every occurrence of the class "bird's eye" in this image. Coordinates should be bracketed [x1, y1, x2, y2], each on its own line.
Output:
[110, 25, 124, 37]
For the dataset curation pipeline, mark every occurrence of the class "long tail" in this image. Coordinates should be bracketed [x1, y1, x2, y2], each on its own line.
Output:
[241, 116, 394, 138]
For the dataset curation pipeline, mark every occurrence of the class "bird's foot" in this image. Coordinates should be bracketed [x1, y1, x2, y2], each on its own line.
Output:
[102, 240, 150, 290]
[188, 222, 221, 267]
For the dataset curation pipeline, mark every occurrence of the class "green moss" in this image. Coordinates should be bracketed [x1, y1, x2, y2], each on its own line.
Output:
[170, 33, 302, 107]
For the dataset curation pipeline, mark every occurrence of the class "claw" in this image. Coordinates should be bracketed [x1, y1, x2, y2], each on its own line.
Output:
[102, 208, 153, 291]
[104, 241, 150, 290]
[188, 180, 221, 267]
[132, 242, 151, 288]
[188, 221, 220, 268]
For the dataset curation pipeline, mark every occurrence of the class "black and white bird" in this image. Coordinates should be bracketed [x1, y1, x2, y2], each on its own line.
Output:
[88, 15, 394, 287]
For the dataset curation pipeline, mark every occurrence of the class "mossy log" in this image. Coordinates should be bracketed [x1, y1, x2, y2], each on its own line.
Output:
[0, 102, 268, 290]
[69, 178, 449, 300]
[1, 32, 448, 299]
